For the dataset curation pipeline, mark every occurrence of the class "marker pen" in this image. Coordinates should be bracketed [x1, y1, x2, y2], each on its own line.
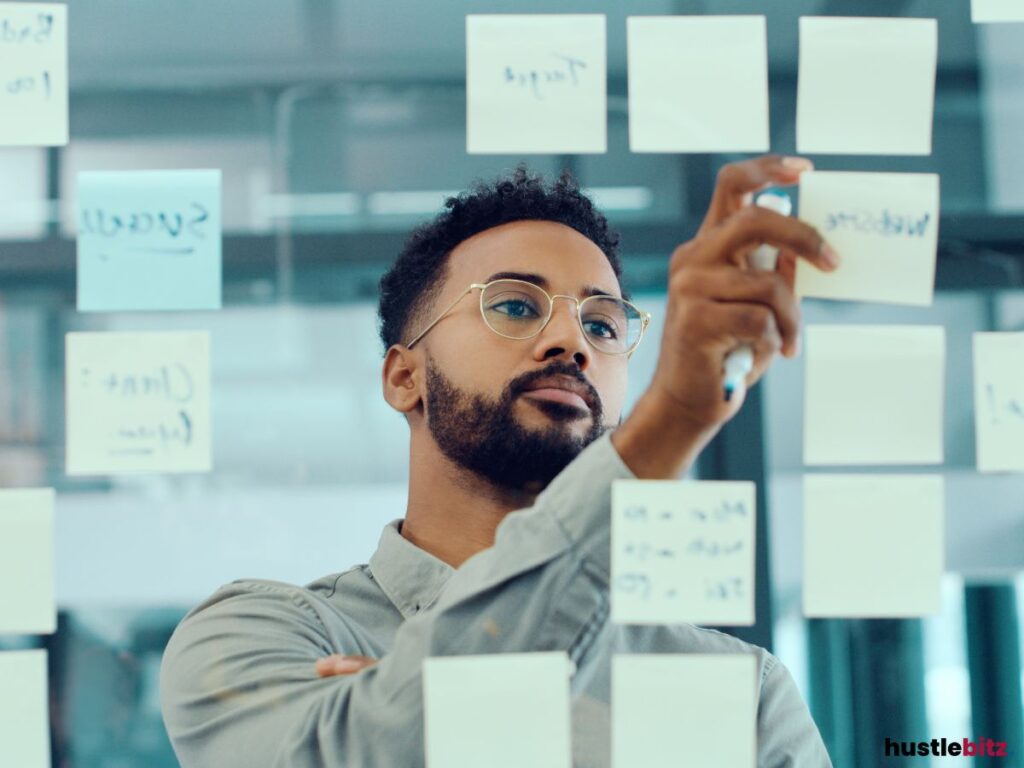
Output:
[722, 189, 793, 401]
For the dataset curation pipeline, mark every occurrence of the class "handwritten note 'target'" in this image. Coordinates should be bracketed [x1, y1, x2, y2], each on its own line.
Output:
[65, 331, 211, 476]
[803, 474, 944, 618]
[77, 170, 223, 312]
[465, 14, 606, 154]
[796, 17, 937, 155]
[627, 15, 769, 153]
[796, 171, 939, 307]
[974, 332, 1024, 473]
[611, 479, 755, 626]
[972, 0, 1024, 22]
[0, 2, 68, 146]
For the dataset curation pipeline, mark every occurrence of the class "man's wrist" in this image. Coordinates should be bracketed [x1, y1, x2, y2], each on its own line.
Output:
[610, 390, 721, 479]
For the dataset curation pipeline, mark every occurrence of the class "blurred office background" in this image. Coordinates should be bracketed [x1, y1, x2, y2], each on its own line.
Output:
[0, 0, 1022, 765]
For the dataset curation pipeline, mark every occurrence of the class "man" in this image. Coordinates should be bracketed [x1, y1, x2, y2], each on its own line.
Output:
[161, 155, 838, 767]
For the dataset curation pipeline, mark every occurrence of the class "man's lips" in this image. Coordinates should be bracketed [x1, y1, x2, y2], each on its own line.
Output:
[520, 387, 591, 411]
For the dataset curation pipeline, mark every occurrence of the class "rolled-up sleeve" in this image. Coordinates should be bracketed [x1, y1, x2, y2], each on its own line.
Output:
[160, 431, 636, 767]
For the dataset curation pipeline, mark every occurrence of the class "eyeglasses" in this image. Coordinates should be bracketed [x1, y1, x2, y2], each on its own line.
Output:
[404, 278, 652, 357]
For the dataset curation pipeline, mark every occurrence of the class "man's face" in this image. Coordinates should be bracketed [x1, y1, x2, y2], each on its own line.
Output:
[413, 220, 630, 493]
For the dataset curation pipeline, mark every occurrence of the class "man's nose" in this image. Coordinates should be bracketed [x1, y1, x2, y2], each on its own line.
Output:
[531, 296, 591, 369]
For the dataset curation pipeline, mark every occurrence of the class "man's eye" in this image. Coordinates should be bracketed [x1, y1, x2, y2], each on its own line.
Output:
[491, 299, 539, 318]
[584, 318, 618, 339]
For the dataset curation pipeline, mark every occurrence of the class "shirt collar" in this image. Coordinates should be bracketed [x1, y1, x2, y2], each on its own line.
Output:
[368, 519, 455, 620]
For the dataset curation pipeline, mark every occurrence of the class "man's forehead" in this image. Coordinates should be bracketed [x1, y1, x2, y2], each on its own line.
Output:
[446, 220, 620, 297]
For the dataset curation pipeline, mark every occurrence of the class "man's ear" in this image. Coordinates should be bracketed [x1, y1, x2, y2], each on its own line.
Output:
[382, 345, 422, 415]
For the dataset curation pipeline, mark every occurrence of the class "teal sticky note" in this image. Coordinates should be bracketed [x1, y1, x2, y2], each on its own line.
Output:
[76, 169, 222, 311]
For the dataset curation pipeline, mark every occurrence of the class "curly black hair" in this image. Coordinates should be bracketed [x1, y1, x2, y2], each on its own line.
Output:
[377, 165, 624, 353]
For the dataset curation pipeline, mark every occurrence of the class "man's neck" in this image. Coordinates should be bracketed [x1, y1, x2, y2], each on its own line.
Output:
[401, 437, 537, 568]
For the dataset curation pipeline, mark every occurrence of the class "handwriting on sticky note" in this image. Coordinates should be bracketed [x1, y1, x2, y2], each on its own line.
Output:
[612, 480, 755, 626]
[466, 14, 606, 154]
[0, 3, 67, 146]
[77, 170, 222, 311]
[974, 332, 1024, 473]
[65, 332, 211, 475]
[797, 172, 940, 307]
[0, 489, 55, 635]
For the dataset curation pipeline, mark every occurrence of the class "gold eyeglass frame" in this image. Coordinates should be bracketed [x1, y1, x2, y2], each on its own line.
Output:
[404, 278, 652, 357]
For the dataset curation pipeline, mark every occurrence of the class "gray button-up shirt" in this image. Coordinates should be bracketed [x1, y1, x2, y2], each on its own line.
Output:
[160, 432, 833, 767]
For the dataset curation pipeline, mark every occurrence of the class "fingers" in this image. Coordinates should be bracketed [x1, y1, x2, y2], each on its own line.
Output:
[315, 654, 378, 677]
[682, 205, 839, 273]
[701, 155, 814, 232]
[691, 300, 786, 374]
[670, 267, 802, 357]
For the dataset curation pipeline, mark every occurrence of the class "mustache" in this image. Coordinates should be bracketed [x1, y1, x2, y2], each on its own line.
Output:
[506, 361, 602, 414]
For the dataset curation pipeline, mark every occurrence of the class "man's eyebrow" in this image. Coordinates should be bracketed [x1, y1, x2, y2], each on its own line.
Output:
[484, 271, 618, 299]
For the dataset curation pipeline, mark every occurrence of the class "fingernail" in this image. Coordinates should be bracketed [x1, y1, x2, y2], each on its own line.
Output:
[332, 658, 363, 672]
[781, 156, 813, 173]
[820, 242, 840, 268]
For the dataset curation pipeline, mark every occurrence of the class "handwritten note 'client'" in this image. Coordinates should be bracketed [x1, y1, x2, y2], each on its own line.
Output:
[612, 479, 755, 626]
[804, 474, 944, 617]
[77, 170, 223, 312]
[627, 16, 769, 153]
[612, 654, 757, 768]
[0, 2, 67, 146]
[797, 171, 939, 307]
[0, 650, 50, 768]
[65, 331, 211, 475]
[466, 14, 606, 154]
[804, 325, 945, 466]
[0, 488, 55, 635]
[972, 0, 1024, 22]
[973, 332, 1024, 473]
[797, 17, 937, 155]
[423, 653, 572, 768]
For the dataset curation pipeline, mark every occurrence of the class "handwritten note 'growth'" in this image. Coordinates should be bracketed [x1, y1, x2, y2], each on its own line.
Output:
[974, 332, 1024, 473]
[612, 480, 755, 626]
[0, 2, 67, 146]
[797, 171, 940, 307]
[466, 14, 606, 154]
[65, 332, 211, 475]
[77, 170, 223, 312]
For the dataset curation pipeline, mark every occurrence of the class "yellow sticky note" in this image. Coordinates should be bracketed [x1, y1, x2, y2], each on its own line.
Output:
[804, 325, 945, 466]
[0, 650, 51, 768]
[803, 474, 944, 617]
[0, 3, 68, 146]
[627, 16, 769, 153]
[0, 489, 55, 635]
[612, 654, 756, 768]
[611, 480, 755, 626]
[974, 332, 1024, 473]
[796, 17, 937, 155]
[65, 331, 212, 475]
[973, 0, 1024, 22]
[423, 653, 572, 768]
[466, 14, 606, 154]
[796, 171, 939, 306]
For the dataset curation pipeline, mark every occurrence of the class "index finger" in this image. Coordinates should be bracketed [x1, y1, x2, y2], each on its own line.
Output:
[700, 155, 814, 234]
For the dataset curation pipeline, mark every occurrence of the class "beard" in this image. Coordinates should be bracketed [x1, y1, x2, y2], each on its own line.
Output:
[424, 357, 607, 494]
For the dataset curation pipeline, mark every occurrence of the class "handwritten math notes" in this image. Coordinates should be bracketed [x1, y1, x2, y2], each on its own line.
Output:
[804, 325, 945, 466]
[974, 333, 1024, 473]
[803, 474, 944, 617]
[65, 331, 211, 476]
[0, 3, 67, 146]
[796, 172, 940, 307]
[611, 480, 755, 626]
[627, 16, 769, 153]
[612, 654, 757, 768]
[466, 14, 606, 155]
[0, 489, 54, 635]
[423, 653, 573, 768]
[0, 650, 50, 768]
[76, 170, 223, 312]
[973, 0, 1024, 22]
[796, 17, 937, 155]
